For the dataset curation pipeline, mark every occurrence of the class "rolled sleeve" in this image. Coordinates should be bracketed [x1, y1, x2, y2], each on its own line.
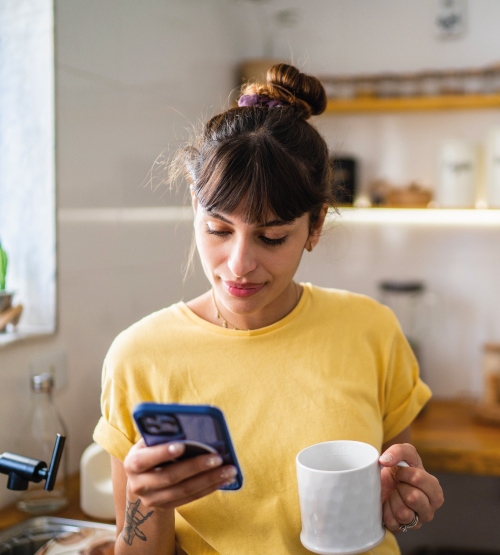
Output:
[93, 360, 138, 462]
[382, 310, 432, 442]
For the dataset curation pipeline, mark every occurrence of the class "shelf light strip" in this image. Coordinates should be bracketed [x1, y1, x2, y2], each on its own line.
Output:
[336, 208, 500, 226]
[58, 207, 193, 223]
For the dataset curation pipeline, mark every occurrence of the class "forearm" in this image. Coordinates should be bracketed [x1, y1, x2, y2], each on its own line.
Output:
[110, 442, 232, 555]
[114, 493, 176, 555]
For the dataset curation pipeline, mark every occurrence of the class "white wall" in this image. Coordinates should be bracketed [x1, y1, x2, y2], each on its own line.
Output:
[270, 0, 500, 74]
[296, 218, 500, 397]
[289, 0, 500, 399]
[0, 4, 499, 543]
[0, 0, 242, 507]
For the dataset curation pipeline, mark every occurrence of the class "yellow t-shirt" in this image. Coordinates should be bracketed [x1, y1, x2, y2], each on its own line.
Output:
[94, 283, 431, 555]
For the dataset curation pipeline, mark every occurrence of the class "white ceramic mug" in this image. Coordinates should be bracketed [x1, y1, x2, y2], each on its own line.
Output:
[296, 440, 408, 555]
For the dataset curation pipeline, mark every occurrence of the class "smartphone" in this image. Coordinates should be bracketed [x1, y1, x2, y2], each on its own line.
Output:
[133, 402, 243, 490]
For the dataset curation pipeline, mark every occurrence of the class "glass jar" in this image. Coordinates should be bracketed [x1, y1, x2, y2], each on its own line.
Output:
[485, 63, 500, 94]
[398, 74, 420, 97]
[378, 281, 437, 385]
[441, 70, 464, 95]
[420, 71, 443, 97]
[16, 373, 68, 513]
[321, 77, 338, 99]
[379, 281, 425, 357]
[376, 73, 400, 98]
[463, 68, 486, 95]
[355, 75, 377, 98]
[335, 76, 357, 99]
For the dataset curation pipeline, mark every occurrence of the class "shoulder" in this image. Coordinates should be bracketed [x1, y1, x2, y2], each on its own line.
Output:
[305, 283, 399, 332]
[104, 303, 187, 374]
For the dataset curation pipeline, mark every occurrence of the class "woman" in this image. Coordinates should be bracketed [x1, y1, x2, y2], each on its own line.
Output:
[94, 64, 443, 555]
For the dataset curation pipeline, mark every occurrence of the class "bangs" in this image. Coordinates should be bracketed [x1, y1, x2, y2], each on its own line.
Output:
[193, 133, 323, 224]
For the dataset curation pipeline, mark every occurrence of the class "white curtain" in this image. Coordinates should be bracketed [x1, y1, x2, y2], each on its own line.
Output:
[0, 0, 55, 331]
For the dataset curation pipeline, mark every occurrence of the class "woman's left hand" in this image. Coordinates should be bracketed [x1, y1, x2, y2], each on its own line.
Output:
[379, 442, 444, 533]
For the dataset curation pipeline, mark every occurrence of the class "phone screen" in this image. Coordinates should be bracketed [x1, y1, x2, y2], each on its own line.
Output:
[133, 403, 243, 490]
[136, 412, 227, 459]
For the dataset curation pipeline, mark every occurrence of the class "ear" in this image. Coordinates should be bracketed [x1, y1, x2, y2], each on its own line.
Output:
[190, 185, 197, 215]
[307, 205, 328, 251]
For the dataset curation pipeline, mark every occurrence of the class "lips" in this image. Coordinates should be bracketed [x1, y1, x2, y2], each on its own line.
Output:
[222, 280, 265, 298]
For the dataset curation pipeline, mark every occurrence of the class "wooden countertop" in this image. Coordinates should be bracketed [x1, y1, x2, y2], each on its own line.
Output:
[1, 400, 500, 533]
[411, 399, 500, 476]
[0, 473, 115, 532]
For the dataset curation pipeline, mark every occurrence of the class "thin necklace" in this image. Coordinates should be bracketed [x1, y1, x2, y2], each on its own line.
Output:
[211, 283, 300, 331]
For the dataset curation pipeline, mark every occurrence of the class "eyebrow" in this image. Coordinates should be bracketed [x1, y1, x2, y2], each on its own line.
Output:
[207, 210, 294, 228]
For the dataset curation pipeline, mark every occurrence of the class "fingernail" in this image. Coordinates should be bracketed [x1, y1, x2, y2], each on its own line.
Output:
[380, 453, 393, 463]
[222, 479, 236, 487]
[206, 455, 223, 468]
[220, 466, 237, 479]
[168, 443, 182, 455]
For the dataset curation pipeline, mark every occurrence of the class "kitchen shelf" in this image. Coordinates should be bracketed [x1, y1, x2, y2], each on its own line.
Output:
[334, 208, 500, 226]
[325, 93, 500, 113]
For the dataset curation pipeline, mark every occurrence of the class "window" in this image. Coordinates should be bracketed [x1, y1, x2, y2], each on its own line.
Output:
[0, 0, 56, 343]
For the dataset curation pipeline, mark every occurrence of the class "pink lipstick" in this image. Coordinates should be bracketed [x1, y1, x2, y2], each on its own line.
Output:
[223, 281, 264, 298]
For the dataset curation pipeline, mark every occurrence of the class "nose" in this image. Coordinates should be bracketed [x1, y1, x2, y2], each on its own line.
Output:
[227, 236, 257, 278]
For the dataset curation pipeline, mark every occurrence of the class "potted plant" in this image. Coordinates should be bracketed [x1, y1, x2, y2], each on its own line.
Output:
[0, 239, 22, 333]
[238, 0, 299, 84]
[0, 239, 10, 312]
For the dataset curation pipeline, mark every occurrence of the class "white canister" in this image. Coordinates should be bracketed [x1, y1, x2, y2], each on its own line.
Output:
[80, 442, 116, 520]
[436, 140, 478, 208]
[485, 128, 500, 208]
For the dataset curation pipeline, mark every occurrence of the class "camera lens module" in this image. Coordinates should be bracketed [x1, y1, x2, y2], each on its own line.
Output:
[143, 415, 182, 435]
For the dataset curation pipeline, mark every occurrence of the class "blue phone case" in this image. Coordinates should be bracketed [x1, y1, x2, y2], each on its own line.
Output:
[133, 402, 243, 490]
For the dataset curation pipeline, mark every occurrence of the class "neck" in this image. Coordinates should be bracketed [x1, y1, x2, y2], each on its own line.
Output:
[212, 281, 302, 330]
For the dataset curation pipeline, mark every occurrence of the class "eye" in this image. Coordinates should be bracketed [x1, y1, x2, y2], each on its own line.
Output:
[205, 226, 230, 237]
[260, 235, 287, 246]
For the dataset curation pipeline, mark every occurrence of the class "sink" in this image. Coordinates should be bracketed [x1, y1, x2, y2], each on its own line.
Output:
[0, 517, 115, 555]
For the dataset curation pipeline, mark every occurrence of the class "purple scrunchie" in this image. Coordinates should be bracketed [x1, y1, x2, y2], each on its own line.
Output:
[238, 93, 284, 109]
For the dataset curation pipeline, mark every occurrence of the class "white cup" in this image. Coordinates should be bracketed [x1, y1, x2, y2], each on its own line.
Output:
[296, 440, 408, 555]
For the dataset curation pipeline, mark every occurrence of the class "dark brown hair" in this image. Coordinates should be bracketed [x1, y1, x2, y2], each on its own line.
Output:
[177, 63, 335, 228]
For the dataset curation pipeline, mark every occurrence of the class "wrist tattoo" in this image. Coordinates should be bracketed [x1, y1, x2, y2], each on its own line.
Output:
[122, 496, 154, 546]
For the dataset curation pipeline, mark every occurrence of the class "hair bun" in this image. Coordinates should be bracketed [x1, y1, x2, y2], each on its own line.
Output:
[266, 64, 327, 118]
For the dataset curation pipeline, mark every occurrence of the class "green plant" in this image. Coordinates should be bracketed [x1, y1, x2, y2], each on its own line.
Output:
[0, 240, 7, 291]
[238, 0, 299, 58]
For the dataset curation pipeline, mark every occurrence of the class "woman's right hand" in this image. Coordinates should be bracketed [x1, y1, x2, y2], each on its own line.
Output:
[123, 439, 238, 510]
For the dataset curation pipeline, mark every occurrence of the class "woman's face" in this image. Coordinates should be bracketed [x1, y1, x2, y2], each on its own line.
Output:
[193, 201, 323, 325]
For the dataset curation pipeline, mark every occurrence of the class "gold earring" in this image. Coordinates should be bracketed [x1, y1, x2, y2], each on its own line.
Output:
[306, 243, 313, 252]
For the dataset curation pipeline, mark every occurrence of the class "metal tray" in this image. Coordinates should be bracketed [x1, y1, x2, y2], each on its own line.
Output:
[0, 517, 115, 555]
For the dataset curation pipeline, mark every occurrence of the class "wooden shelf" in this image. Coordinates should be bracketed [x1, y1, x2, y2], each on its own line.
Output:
[411, 400, 500, 477]
[325, 94, 500, 113]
